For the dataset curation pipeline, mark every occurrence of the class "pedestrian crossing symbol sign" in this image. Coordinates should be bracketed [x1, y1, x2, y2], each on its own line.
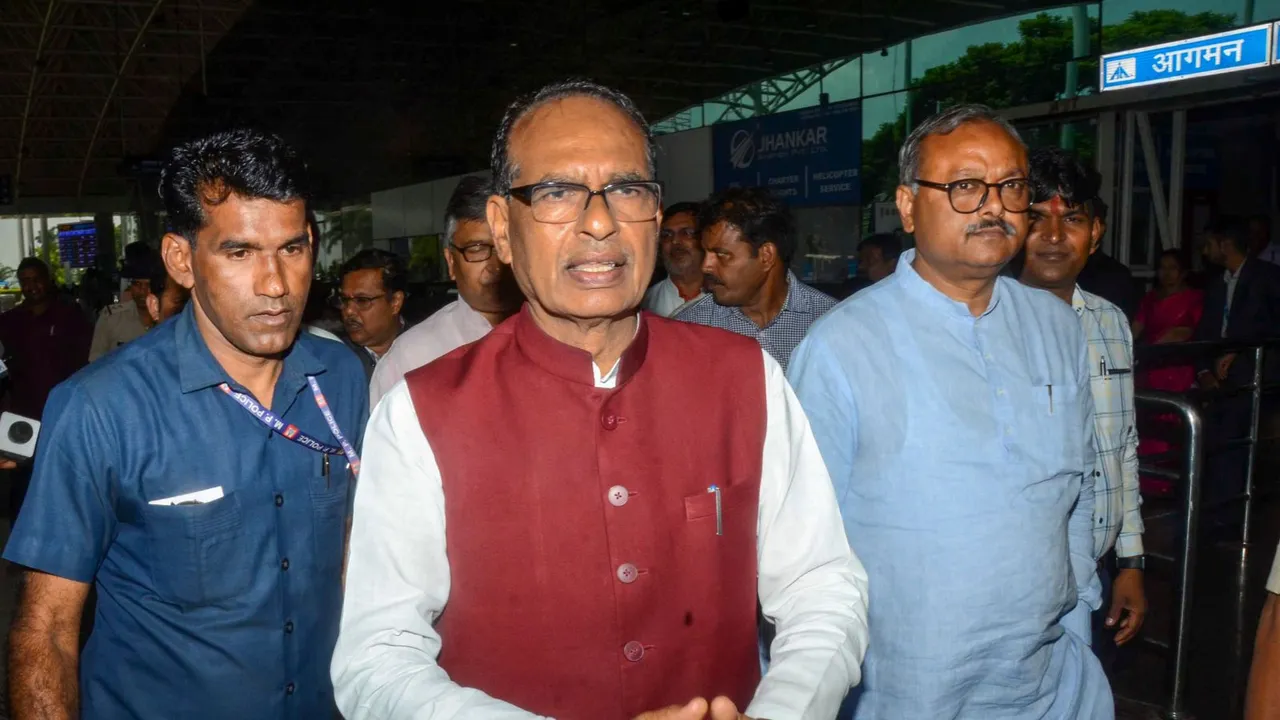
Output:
[1105, 58, 1137, 84]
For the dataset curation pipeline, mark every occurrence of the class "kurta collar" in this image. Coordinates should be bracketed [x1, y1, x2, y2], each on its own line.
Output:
[894, 248, 1003, 320]
[512, 304, 649, 389]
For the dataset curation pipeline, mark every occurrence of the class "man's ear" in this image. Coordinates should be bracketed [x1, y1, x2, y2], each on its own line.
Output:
[389, 290, 406, 317]
[758, 241, 779, 271]
[146, 294, 161, 324]
[162, 233, 195, 290]
[488, 195, 513, 265]
[444, 246, 458, 281]
[1089, 216, 1104, 256]
[896, 185, 917, 233]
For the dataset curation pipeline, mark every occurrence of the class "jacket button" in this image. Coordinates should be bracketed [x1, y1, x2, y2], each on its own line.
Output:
[623, 641, 645, 662]
[285, 682, 295, 695]
[601, 413, 618, 431]
[616, 563, 638, 584]
[607, 485, 629, 507]
[274, 494, 284, 507]
[284, 621, 294, 634]
[280, 558, 290, 571]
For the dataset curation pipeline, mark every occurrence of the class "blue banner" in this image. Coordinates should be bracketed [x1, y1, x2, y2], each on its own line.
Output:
[712, 100, 861, 207]
[1275, 21, 1280, 62]
[1100, 23, 1273, 92]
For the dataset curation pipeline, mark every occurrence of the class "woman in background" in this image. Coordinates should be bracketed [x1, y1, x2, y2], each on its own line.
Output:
[1134, 249, 1204, 494]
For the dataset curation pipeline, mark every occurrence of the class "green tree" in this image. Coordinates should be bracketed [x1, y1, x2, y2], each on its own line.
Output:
[860, 10, 1237, 203]
[36, 229, 69, 286]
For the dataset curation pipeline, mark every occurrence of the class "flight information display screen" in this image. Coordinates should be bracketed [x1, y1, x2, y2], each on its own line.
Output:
[56, 222, 98, 269]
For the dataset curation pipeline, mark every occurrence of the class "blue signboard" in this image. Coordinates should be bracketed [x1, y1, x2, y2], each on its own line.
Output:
[712, 99, 860, 207]
[1100, 23, 1273, 92]
[1275, 21, 1280, 62]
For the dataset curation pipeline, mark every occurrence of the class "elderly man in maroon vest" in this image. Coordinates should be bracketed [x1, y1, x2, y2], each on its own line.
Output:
[332, 80, 869, 720]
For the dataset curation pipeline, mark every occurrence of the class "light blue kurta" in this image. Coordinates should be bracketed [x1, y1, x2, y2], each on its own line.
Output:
[788, 250, 1113, 719]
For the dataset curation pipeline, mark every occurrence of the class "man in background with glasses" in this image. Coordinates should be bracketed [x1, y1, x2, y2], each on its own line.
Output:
[644, 201, 706, 316]
[368, 175, 521, 407]
[335, 79, 868, 720]
[335, 249, 407, 382]
[790, 104, 1112, 719]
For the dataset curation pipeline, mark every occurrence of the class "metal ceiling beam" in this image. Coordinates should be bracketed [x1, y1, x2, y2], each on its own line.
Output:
[705, 22, 880, 44]
[78, 0, 164, 199]
[14, 0, 58, 204]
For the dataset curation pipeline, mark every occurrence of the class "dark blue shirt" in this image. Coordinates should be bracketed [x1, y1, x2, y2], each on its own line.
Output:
[4, 302, 369, 719]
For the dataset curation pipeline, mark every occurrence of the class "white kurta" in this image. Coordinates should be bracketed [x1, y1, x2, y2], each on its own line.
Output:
[333, 346, 870, 720]
[643, 278, 704, 318]
[368, 298, 494, 407]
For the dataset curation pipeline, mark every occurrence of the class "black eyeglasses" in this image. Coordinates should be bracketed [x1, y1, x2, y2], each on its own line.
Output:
[333, 294, 385, 311]
[660, 227, 698, 242]
[450, 242, 495, 263]
[507, 181, 663, 224]
[913, 177, 1031, 214]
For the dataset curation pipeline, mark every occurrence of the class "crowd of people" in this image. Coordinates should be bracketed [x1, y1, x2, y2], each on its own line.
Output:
[0, 78, 1277, 720]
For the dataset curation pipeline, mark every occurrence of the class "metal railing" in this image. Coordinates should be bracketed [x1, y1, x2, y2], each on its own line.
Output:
[1131, 338, 1280, 719]
[1133, 390, 1203, 720]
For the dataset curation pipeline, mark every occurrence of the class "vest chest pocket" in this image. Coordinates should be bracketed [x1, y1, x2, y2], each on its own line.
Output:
[683, 483, 757, 533]
[141, 492, 253, 609]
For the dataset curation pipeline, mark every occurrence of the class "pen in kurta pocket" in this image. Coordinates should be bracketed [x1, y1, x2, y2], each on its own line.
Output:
[707, 484, 722, 536]
[1047, 384, 1054, 415]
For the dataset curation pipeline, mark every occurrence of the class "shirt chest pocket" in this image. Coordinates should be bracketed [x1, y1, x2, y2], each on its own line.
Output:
[140, 492, 256, 609]
[309, 465, 350, 570]
[1088, 373, 1130, 454]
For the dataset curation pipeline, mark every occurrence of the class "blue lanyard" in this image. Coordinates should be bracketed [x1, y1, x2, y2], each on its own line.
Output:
[219, 376, 361, 476]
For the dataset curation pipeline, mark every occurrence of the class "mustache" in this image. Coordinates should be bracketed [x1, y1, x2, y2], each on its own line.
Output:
[703, 273, 722, 287]
[965, 218, 1018, 237]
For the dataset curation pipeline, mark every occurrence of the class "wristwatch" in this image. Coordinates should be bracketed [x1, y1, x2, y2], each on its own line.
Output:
[1116, 555, 1146, 570]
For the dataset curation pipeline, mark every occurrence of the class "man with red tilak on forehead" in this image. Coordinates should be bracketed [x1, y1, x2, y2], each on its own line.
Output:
[1019, 147, 1146, 659]
[333, 80, 870, 720]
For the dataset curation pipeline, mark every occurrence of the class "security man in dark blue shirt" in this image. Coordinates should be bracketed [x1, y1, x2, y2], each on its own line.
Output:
[4, 128, 369, 719]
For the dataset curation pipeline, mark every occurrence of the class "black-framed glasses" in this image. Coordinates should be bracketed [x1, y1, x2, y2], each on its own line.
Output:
[333, 294, 385, 311]
[659, 226, 698, 242]
[507, 181, 663, 224]
[914, 177, 1031, 214]
[450, 242, 495, 263]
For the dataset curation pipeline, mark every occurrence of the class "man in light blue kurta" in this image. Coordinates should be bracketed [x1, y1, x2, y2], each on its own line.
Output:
[789, 105, 1113, 719]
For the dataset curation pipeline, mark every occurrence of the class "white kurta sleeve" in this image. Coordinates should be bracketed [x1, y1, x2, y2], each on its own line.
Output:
[749, 349, 871, 719]
[331, 381, 548, 720]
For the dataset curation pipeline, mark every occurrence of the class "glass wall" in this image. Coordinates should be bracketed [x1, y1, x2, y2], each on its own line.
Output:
[652, 0, 1280, 231]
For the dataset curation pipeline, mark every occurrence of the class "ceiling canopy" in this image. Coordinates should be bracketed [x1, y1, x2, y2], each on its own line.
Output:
[2, 0, 1073, 204]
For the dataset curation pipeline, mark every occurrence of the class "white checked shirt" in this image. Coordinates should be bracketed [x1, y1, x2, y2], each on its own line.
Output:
[1075, 287, 1144, 559]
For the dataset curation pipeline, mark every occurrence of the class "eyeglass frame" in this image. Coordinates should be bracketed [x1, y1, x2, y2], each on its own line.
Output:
[506, 180, 664, 224]
[333, 293, 387, 311]
[659, 226, 698, 241]
[912, 177, 1031, 214]
[449, 242, 496, 263]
